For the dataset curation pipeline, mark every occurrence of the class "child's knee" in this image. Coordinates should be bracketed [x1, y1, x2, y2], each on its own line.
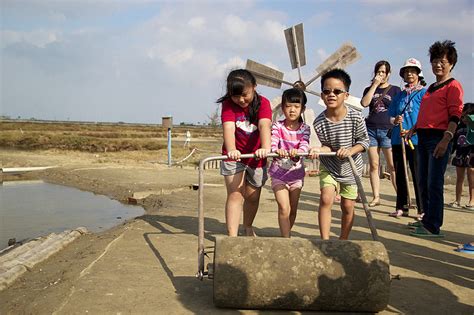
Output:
[227, 190, 244, 202]
[320, 190, 335, 205]
[278, 206, 291, 217]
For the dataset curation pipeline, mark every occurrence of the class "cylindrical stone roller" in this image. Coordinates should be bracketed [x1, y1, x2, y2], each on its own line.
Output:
[213, 237, 390, 312]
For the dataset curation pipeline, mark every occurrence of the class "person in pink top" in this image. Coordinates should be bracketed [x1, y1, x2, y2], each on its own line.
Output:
[218, 69, 272, 237]
[269, 88, 310, 237]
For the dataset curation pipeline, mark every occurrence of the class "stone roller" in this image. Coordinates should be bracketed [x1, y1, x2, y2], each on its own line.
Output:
[197, 153, 389, 312]
[213, 237, 390, 312]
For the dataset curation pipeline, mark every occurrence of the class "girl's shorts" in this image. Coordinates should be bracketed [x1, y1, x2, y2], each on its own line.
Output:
[220, 161, 267, 188]
[271, 178, 303, 191]
[452, 152, 474, 168]
[367, 127, 392, 148]
[319, 168, 358, 200]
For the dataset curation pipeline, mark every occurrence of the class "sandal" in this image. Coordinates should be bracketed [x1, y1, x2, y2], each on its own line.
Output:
[463, 204, 474, 210]
[244, 226, 257, 237]
[457, 243, 474, 251]
[369, 197, 380, 207]
[389, 209, 408, 218]
[416, 213, 424, 221]
[448, 201, 461, 208]
[408, 221, 422, 229]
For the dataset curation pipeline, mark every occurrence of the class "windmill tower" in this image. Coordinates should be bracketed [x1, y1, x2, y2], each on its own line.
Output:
[246, 23, 362, 146]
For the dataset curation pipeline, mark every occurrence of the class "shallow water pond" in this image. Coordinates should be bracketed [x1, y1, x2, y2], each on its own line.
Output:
[0, 180, 143, 249]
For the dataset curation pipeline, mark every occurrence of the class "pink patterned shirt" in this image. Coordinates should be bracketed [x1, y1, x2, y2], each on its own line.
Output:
[268, 120, 310, 182]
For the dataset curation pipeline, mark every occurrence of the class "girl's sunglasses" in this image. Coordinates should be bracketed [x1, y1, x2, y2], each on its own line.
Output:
[322, 89, 346, 96]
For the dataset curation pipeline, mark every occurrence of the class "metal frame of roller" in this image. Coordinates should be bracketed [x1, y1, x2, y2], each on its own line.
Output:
[197, 153, 390, 312]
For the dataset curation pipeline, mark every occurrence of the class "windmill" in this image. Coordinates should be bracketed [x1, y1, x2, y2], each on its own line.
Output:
[246, 23, 362, 112]
[246, 23, 362, 146]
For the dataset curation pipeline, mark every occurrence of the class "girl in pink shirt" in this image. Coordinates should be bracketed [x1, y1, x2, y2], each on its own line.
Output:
[269, 88, 310, 237]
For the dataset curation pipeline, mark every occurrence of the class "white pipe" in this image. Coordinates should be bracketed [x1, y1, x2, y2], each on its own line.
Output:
[1, 166, 56, 174]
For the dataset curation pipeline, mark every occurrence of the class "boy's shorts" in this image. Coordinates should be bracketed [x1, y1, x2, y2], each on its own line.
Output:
[319, 167, 358, 200]
[220, 161, 267, 188]
[367, 127, 392, 148]
[271, 178, 303, 191]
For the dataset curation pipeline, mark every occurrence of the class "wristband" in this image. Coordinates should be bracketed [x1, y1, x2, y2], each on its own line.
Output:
[444, 130, 454, 139]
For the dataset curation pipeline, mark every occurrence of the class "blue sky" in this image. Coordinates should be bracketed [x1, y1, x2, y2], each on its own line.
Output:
[1, 0, 472, 124]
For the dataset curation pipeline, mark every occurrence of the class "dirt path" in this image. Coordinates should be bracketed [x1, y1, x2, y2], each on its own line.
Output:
[0, 150, 473, 314]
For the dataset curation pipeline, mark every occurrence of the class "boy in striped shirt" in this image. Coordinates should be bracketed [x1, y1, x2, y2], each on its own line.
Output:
[309, 69, 369, 240]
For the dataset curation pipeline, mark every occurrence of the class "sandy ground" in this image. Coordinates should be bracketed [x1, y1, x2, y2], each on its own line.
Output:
[0, 149, 473, 314]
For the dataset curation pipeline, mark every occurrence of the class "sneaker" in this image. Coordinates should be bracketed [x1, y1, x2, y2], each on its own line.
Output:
[448, 201, 461, 208]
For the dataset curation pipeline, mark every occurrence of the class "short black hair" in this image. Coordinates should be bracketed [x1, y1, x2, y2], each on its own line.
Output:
[463, 102, 474, 114]
[320, 68, 351, 92]
[429, 40, 458, 70]
[282, 88, 307, 106]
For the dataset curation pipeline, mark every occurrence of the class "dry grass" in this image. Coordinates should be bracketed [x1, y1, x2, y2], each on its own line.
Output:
[0, 121, 222, 154]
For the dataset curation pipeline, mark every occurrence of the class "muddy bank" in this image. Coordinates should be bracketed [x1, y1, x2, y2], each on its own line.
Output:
[0, 150, 473, 314]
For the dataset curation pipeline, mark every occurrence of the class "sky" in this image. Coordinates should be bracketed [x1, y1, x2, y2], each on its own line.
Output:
[1, 0, 473, 124]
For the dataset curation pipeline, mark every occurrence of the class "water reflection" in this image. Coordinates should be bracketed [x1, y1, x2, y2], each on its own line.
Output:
[0, 181, 143, 249]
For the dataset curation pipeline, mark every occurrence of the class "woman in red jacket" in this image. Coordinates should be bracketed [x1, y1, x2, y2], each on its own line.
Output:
[408, 40, 464, 237]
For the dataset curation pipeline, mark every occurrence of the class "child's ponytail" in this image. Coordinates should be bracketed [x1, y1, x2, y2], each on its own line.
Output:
[248, 92, 261, 125]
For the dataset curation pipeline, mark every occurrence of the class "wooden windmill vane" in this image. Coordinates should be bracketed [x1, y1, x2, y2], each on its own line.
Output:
[246, 23, 363, 113]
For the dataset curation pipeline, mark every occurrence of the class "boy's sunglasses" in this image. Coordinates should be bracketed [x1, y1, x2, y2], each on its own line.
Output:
[322, 89, 346, 96]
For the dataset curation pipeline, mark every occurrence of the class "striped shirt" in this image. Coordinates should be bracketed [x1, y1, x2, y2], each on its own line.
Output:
[313, 107, 369, 184]
[268, 120, 310, 182]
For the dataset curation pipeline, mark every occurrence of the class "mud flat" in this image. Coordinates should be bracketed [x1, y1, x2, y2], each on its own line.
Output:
[0, 149, 472, 314]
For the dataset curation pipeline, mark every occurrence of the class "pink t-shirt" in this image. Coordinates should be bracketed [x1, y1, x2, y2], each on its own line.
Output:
[221, 95, 272, 168]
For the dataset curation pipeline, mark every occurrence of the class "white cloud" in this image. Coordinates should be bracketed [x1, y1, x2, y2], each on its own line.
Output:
[188, 16, 206, 30]
[223, 15, 250, 38]
[1, 29, 60, 48]
[161, 48, 194, 67]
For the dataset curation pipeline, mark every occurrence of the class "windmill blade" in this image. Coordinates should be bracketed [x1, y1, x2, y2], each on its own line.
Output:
[305, 88, 321, 97]
[246, 59, 293, 89]
[305, 42, 361, 88]
[284, 23, 306, 74]
[317, 94, 364, 111]
[344, 95, 364, 111]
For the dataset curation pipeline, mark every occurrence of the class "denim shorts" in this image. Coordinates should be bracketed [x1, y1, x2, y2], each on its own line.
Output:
[367, 128, 392, 148]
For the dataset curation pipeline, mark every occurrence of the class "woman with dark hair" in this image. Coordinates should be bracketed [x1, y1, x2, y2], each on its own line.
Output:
[361, 61, 400, 207]
[408, 40, 464, 237]
[217, 69, 272, 236]
[388, 58, 427, 218]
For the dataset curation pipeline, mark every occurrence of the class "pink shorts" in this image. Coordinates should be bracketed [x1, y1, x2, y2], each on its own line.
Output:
[271, 178, 303, 191]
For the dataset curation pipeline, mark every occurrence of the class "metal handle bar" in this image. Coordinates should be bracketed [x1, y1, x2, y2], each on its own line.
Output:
[196, 152, 378, 280]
